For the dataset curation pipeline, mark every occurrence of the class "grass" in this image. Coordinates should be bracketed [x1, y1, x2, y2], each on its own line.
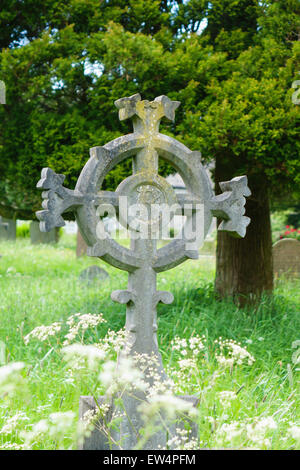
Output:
[0, 233, 299, 449]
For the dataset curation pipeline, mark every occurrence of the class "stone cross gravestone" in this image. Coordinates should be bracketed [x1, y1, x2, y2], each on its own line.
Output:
[273, 238, 300, 278]
[36, 93, 251, 449]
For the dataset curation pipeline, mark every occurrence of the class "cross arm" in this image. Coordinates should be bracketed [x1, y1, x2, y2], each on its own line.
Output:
[36, 168, 84, 232]
[209, 176, 251, 238]
[36, 168, 120, 233]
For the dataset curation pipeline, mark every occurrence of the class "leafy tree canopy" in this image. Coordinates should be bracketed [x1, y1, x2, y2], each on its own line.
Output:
[0, 0, 299, 219]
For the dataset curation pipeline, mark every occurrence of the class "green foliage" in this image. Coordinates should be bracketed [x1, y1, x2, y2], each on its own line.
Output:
[16, 223, 30, 238]
[0, 0, 299, 219]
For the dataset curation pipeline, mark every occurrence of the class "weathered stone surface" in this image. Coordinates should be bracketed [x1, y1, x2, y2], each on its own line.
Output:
[0, 217, 16, 241]
[209, 176, 251, 238]
[273, 238, 300, 278]
[76, 230, 87, 257]
[30, 220, 58, 244]
[78, 265, 109, 284]
[36, 93, 251, 450]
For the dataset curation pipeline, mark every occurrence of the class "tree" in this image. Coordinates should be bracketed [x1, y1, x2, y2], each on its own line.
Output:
[0, 1, 178, 219]
[179, 0, 300, 303]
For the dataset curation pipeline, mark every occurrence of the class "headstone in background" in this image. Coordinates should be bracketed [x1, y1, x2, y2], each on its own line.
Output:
[0, 80, 5, 105]
[0, 217, 16, 241]
[76, 230, 87, 257]
[36, 93, 251, 450]
[78, 265, 109, 285]
[30, 220, 58, 244]
[273, 238, 300, 278]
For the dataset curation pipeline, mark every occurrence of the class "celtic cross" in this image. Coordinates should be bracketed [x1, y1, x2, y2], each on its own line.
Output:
[36, 93, 251, 449]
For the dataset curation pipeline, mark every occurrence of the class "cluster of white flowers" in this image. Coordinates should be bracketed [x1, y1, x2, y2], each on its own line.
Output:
[0, 362, 26, 395]
[98, 328, 128, 356]
[171, 334, 206, 357]
[288, 424, 300, 441]
[0, 411, 29, 434]
[215, 337, 255, 368]
[24, 323, 61, 345]
[139, 392, 198, 421]
[99, 357, 148, 395]
[63, 313, 106, 345]
[82, 409, 97, 426]
[147, 377, 176, 398]
[216, 416, 277, 449]
[21, 411, 76, 449]
[217, 391, 237, 409]
[132, 352, 161, 383]
[245, 416, 277, 447]
[178, 357, 198, 370]
[0, 442, 25, 450]
[61, 343, 106, 370]
[82, 402, 111, 436]
[166, 428, 199, 450]
[216, 420, 243, 445]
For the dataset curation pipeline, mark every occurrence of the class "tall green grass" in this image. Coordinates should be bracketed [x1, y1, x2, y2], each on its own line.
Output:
[0, 235, 299, 449]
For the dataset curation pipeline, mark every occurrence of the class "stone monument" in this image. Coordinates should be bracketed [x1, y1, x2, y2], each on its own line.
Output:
[0, 216, 16, 241]
[30, 220, 58, 244]
[36, 93, 251, 449]
[273, 238, 300, 278]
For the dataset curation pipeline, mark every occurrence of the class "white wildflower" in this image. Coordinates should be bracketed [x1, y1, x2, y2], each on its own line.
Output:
[61, 344, 106, 370]
[218, 391, 237, 408]
[0, 362, 26, 394]
[63, 313, 106, 346]
[99, 357, 148, 394]
[246, 417, 277, 447]
[49, 411, 75, 434]
[99, 328, 128, 356]
[139, 393, 198, 420]
[216, 421, 243, 444]
[0, 442, 26, 450]
[0, 411, 29, 434]
[215, 338, 255, 368]
[24, 322, 61, 345]
[288, 425, 300, 441]
[22, 411, 76, 448]
[33, 419, 49, 434]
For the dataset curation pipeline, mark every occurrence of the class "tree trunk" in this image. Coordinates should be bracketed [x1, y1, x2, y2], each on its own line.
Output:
[215, 158, 273, 306]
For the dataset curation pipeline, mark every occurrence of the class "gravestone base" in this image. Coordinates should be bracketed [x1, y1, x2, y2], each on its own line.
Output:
[78, 394, 199, 450]
[30, 221, 58, 244]
[0, 217, 16, 241]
